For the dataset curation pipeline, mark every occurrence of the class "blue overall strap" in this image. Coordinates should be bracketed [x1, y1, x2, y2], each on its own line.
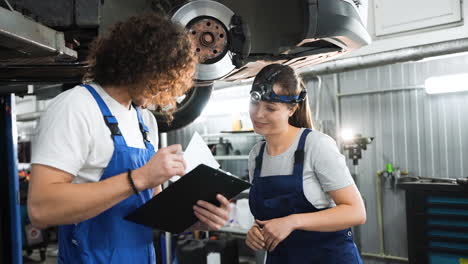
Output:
[254, 142, 266, 179]
[82, 84, 127, 146]
[292, 129, 312, 177]
[133, 104, 154, 150]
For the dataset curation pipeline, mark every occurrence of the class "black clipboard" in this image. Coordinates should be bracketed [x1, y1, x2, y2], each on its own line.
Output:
[125, 164, 251, 233]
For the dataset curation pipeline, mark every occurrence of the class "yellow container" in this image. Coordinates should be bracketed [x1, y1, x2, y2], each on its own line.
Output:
[231, 113, 242, 131]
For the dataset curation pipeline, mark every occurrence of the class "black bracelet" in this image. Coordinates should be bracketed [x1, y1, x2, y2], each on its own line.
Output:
[127, 169, 139, 195]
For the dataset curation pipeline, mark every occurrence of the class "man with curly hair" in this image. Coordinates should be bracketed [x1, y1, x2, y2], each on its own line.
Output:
[27, 13, 230, 263]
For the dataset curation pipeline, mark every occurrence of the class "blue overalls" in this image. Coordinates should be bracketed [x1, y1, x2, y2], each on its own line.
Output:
[58, 85, 156, 264]
[249, 129, 362, 264]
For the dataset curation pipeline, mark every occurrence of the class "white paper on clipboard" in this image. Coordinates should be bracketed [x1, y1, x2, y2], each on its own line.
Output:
[170, 132, 220, 181]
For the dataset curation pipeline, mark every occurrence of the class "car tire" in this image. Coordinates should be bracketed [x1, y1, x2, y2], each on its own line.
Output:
[152, 84, 213, 133]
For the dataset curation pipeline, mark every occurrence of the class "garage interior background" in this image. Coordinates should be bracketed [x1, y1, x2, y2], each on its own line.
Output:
[165, 51, 468, 264]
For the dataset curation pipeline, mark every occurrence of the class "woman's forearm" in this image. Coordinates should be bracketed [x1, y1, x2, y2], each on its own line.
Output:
[289, 204, 366, 232]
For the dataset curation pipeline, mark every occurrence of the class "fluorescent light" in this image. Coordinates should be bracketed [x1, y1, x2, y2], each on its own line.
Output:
[425, 73, 468, 94]
[341, 128, 355, 141]
[200, 98, 249, 116]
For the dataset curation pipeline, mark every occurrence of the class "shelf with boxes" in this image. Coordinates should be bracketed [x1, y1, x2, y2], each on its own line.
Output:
[202, 132, 263, 180]
[201, 131, 263, 157]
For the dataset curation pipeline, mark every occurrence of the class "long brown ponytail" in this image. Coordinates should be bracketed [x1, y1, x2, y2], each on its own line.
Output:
[288, 81, 314, 129]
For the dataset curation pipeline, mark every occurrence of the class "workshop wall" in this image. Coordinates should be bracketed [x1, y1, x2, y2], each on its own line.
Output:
[312, 53, 468, 264]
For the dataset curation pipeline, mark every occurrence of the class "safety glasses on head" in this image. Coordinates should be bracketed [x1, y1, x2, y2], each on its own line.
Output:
[250, 66, 307, 104]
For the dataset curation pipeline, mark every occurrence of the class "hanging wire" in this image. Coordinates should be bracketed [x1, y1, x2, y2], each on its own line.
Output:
[314, 75, 322, 124]
[3, 0, 14, 11]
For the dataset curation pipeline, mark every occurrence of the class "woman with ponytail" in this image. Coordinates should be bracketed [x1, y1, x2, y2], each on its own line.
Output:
[245, 64, 366, 264]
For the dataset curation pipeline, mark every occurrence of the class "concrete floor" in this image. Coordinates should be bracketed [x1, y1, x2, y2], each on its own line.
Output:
[23, 243, 57, 264]
[21, 243, 259, 264]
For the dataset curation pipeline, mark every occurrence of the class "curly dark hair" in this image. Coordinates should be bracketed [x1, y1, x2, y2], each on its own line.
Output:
[84, 12, 197, 120]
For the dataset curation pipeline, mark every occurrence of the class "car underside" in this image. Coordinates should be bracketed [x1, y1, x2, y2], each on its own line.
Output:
[0, 0, 370, 131]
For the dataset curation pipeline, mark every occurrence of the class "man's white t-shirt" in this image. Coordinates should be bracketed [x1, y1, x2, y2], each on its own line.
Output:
[31, 83, 159, 184]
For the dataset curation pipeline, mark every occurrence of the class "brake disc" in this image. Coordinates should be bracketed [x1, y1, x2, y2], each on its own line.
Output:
[172, 0, 235, 81]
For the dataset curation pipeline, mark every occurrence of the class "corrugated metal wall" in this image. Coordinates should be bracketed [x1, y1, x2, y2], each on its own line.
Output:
[167, 53, 468, 264]
[315, 53, 468, 264]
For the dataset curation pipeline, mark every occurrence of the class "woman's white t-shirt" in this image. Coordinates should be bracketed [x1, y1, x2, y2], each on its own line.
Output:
[248, 128, 354, 209]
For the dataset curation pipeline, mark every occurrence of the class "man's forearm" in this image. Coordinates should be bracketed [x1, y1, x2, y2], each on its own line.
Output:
[28, 167, 141, 228]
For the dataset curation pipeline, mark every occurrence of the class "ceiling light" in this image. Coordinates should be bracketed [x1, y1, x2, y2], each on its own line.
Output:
[425, 73, 468, 94]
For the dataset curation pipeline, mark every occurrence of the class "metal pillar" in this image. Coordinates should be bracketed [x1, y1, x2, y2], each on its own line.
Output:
[0, 94, 22, 264]
[159, 132, 172, 264]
